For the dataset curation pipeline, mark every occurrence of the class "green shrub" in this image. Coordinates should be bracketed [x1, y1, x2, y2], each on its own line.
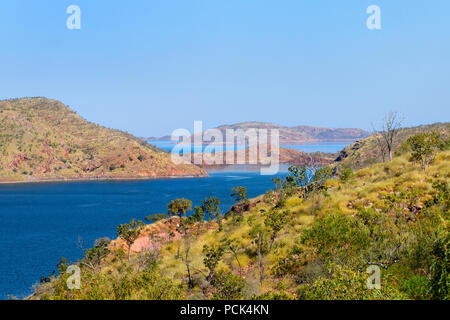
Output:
[339, 167, 353, 182]
[400, 276, 431, 300]
[210, 270, 246, 300]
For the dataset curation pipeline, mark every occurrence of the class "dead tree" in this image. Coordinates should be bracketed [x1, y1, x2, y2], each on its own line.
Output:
[371, 123, 388, 162]
[381, 111, 403, 161]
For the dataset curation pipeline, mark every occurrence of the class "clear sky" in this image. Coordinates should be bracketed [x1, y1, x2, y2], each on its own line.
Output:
[1, 0, 449, 136]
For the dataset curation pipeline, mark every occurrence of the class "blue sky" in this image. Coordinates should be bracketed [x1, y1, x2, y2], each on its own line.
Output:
[1, 0, 449, 136]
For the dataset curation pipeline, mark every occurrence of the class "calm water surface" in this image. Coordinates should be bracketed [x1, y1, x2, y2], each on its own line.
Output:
[149, 140, 351, 154]
[0, 171, 288, 299]
[0, 141, 352, 299]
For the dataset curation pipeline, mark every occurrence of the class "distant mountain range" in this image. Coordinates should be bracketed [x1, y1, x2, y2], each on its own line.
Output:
[145, 121, 369, 144]
[0, 98, 206, 183]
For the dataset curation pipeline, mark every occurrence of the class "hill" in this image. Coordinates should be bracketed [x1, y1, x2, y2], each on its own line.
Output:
[148, 121, 369, 144]
[334, 122, 450, 169]
[192, 122, 369, 144]
[0, 98, 206, 182]
[190, 145, 336, 170]
[208, 122, 368, 144]
[30, 144, 449, 300]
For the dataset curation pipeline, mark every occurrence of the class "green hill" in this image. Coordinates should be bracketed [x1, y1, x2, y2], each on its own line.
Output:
[0, 97, 206, 182]
[30, 141, 449, 300]
[334, 122, 450, 169]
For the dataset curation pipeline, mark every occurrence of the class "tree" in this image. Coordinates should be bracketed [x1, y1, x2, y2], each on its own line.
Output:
[210, 270, 246, 300]
[231, 186, 248, 204]
[178, 208, 200, 289]
[201, 196, 222, 230]
[83, 237, 111, 269]
[168, 198, 192, 220]
[407, 131, 443, 170]
[220, 238, 243, 276]
[188, 206, 205, 233]
[190, 206, 205, 223]
[381, 111, 403, 161]
[288, 165, 310, 188]
[180, 236, 194, 289]
[116, 219, 145, 262]
[272, 176, 296, 207]
[264, 210, 291, 251]
[144, 213, 169, 223]
[288, 164, 316, 198]
[137, 233, 163, 272]
[249, 223, 268, 284]
[371, 123, 388, 162]
[56, 257, 68, 273]
[288, 164, 332, 199]
[312, 166, 332, 191]
[168, 198, 192, 258]
[202, 243, 225, 281]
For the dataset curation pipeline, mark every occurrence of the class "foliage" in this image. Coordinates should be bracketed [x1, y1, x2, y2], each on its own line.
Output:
[220, 238, 243, 276]
[430, 220, 449, 300]
[287, 165, 332, 199]
[210, 270, 246, 300]
[83, 237, 111, 268]
[116, 219, 145, 261]
[339, 167, 353, 182]
[0, 98, 205, 182]
[56, 257, 68, 273]
[201, 197, 222, 229]
[188, 206, 205, 224]
[400, 276, 432, 300]
[264, 209, 291, 250]
[407, 131, 443, 170]
[34, 148, 450, 301]
[168, 198, 192, 219]
[336, 122, 449, 170]
[231, 186, 248, 204]
[145, 213, 169, 223]
[298, 264, 405, 300]
[271, 177, 296, 207]
[301, 213, 371, 266]
[203, 244, 225, 280]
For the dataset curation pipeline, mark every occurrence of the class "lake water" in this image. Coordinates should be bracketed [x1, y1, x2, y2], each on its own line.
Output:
[148, 140, 351, 154]
[0, 170, 289, 299]
[0, 140, 352, 299]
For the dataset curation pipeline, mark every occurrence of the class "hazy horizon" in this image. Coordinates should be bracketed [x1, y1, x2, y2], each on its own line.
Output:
[1, 1, 449, 136]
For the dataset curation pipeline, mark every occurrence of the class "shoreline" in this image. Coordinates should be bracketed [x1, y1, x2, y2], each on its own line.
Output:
[0, 174, 209, 185]
[147, 140, 358, 145]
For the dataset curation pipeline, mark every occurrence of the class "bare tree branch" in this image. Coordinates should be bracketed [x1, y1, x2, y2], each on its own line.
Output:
[380, 111, 403, 161]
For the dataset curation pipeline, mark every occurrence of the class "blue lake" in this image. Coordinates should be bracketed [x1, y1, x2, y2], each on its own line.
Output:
[149, 140, 350, 154]
[0, 170, 289, 299]
[0, 140, 351, 299]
